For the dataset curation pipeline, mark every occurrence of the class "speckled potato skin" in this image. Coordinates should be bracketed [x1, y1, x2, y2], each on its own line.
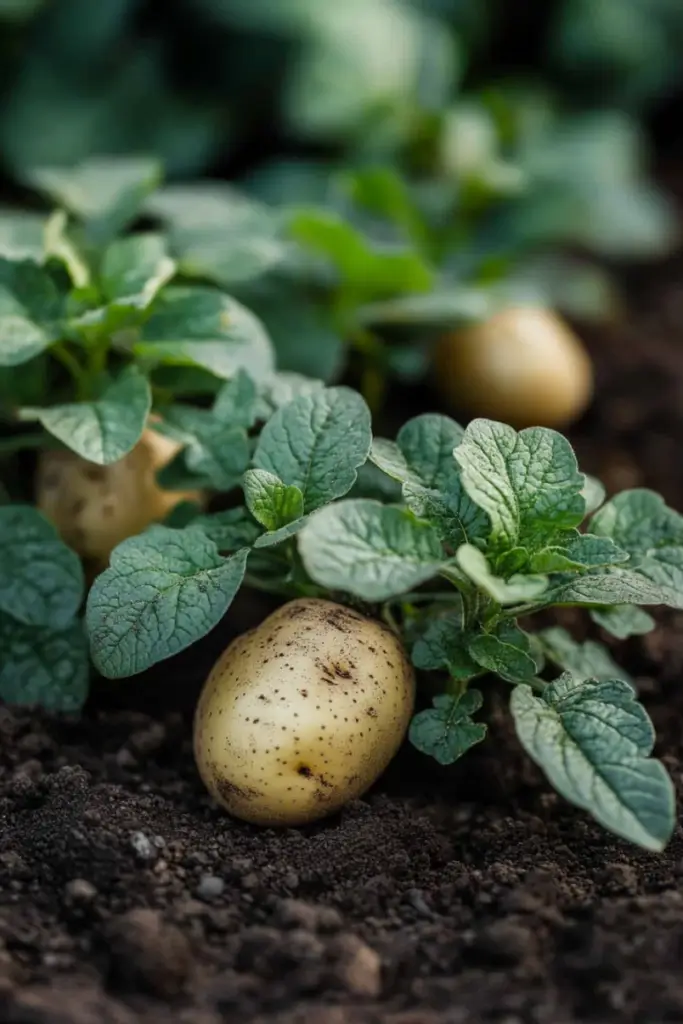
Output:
[193, 598, 416, 827]
[36, 427, 202, 568]
[433, 305, 594, 429]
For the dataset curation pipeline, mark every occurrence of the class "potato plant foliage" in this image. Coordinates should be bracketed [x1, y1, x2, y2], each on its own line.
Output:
[0, 157, 682, 851]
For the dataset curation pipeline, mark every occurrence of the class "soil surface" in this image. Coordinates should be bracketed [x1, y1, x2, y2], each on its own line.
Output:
[5, 252, 683, 1023]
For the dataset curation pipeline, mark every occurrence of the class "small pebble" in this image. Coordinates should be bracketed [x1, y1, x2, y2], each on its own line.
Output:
[65, 878, 97, 903]
[197, 875, 225, 901]
[130, 831, 157, 862]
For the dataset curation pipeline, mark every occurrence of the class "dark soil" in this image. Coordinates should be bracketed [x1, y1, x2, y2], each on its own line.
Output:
[5, 254, 683, 1024]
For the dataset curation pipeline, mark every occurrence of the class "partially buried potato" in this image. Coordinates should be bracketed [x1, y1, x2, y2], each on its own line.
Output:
[194, 598, 415, 826]
[36, 426, 201, 568]
[433, 305, 593, 429]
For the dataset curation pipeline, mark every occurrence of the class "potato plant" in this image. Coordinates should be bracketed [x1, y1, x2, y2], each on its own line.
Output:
[1, 156, 682, 849]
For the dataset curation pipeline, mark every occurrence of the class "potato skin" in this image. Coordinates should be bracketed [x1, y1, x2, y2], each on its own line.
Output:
[433, 305, 593, 429]
[36, 427, 201, 568]
[194, 598, 415, 826]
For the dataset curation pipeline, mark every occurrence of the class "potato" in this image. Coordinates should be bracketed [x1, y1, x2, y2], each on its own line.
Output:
[433, 305, 594, 429]
[36, 426, 202, 567]
[194, 598, 415, 826]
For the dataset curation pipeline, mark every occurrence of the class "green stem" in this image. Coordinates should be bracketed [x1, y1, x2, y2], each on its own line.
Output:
[51, 343, 89, 396]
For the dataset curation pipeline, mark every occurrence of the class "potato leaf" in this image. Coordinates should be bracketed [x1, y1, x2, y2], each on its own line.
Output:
[370, 413, 489, 548]
[0, 614, 89, 712]
[456, 544, 548, 605]
[244, 469, 304, 532]
[212, 370, 260, 429]
[101, 233, 175, 306]
[158, 406, 250, 491]
[409, 691, 487, 765]
[411, 608, 481, 681]
[136, 286, 274, 382]
[539, 567, 676, 609]
[0, 505, 84, 628]
[590, 604, 656, 640]
[511, 674, 675, 851]
[537, 626, 632, 683]
[468, 621, 538, 683]
[253, 386, 371, 513]
[0, 258, 63, 366]
[87, 526, 249, 677]
[21, 365, 151, 465]
[591, 489, 683, 606]
[28, 156, 162, 246]
[454, 419, 586, 555]
[299, 498, 444, 601]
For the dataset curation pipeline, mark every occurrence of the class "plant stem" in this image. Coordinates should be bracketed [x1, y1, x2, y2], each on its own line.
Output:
[51, 344, 89, 396]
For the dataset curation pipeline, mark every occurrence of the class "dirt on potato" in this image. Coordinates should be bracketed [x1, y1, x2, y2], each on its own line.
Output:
[4, 250, 683, 1023]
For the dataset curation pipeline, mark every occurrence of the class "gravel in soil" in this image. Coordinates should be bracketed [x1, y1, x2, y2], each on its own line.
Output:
[4, 258, 683, 1023]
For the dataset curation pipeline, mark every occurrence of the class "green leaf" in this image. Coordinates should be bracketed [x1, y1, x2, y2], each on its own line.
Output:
[253, 386, 371, 513]
[253, 516, 312, 549]
[468, 621, 537, 683]
[370, 414, 488, 548]
[0, 258, 63, 366]
[456, 544, 548, 605]
[409, 691, 487, 765]
[158, 406, 249, 491]
[358, 288, 492, 328]
[582, 474, 606, 514]
[511, 674, 675, 851]
[299, 499, 444, 602]
[86, 526, 249, 678]
[538, 626, 631, 682]
[145, 182, 287, 286]
[591, 489, 683, 606]
[101, 233, 176, 306]
[412, 610, 480, 680]
[190, 508, 262, 552]
[530, 532, 628, 573]
[244, 469, 304, 532]
[28, 156, 162, 246]
[290, 208, 434, 297]
[21, 366, 151, 465]
[212, 370, 259, 429]
[454, 419, 586, 555]
[590, 604, 656, 640]
[0, 614, 89, 712]
[0, 505, 84, 628]
[251, 293, 345, 383]
[0, 210, 47, 262]
[136, 286, 274, 382]
[540, 567, 675, 609]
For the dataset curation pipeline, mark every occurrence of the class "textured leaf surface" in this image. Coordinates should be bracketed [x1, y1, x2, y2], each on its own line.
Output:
[410, 691, 487, 765]
[0, 614, 89, 712]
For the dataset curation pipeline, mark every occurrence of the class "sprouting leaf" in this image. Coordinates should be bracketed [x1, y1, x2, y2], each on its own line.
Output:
[101, 233, 176, 306]
[371, 413, 488, 548]
[253, 386, 371, 512]
[212, 370, 259, 429]
[299, 499, 444, 601]
[244, 469, 304, 532]
[21, 366, 151, 465]
[411, 610, 480, 681]
[468, 621, 538, 683]
[0, 258, 63, 366]
[0, 505, 84, 628]
[135, 286, 274, 382]
[0, 614, 89, 712]
[145, 182, 287, 286]
[158, 405, 250, 491]
[27, 156, 162, 246]
[511, 673, 675, 851]
[590, 604, 656, 639]
[591, 489, 683, 606]
[290, 208, 434, 297]
[454, 419, 585, 555]
[87, 526, 249, 677]
[409, 691, 487, 765]
[537, 626, 632, 683]
[456, 544, 548, 605]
